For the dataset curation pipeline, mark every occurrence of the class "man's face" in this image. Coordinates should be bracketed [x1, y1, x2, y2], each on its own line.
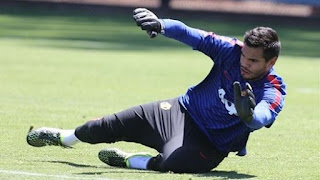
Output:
[240, 45, 276, 81]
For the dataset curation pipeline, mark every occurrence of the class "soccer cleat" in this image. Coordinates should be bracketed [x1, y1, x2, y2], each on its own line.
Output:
[26, 126, 70, 148]
[98, 148, 152, 169]
[98, 148, 128, 168]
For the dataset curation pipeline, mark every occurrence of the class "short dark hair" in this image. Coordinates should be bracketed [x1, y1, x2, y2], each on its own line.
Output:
[244, 27, 281, 61]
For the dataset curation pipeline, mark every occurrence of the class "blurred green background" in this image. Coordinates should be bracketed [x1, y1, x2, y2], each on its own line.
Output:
[0, 1, 319, 180]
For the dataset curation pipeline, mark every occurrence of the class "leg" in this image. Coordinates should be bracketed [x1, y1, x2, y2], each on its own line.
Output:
[26, 97, 224, 173]
[74, 104, 163, 151]
[27, 102, 164, 151]
[153, 142, 225, 173]
[149, 113, 226, 173]
[97, 97, 194, 170]
[26, 101, 166, 170]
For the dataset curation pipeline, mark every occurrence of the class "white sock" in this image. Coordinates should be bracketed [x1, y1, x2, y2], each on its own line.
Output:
[127, 155, 152, 170]
[60, 129, 80, 147]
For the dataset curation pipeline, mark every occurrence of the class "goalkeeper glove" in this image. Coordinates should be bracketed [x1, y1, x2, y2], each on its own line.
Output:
[233, 81, 256, 123]
[133, 8, 163, 38]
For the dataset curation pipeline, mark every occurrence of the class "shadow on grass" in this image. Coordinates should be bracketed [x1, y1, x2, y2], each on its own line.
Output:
[42, 160, 102, 168]
[196, 170, 256, 179]
[44, 160, 161, 175]
[75, 170, 160, 175]
[75, 168, 256, 179]
[0, 1, 320, 58]
[74, 169, 256, 179]
[44, 160, 255, 179]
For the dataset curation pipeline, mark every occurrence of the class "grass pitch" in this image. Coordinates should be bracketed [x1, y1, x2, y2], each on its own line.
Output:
[0, 4, 319, 180]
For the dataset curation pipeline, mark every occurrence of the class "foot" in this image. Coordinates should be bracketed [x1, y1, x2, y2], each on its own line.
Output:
[98, 148, 152, 168]
[26, 126, 70, 148]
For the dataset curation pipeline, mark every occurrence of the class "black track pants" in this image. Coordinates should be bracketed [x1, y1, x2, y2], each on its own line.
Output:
[75, 97, 226, 173]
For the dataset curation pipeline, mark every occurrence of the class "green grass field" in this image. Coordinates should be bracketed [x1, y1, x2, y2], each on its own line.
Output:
[0, 4, 319, 180]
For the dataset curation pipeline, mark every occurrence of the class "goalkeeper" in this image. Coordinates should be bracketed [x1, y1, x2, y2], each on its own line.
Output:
[26, 8, 286, 173]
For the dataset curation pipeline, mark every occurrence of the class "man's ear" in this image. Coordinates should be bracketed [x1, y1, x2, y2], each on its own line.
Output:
[267, 56, 277, 69]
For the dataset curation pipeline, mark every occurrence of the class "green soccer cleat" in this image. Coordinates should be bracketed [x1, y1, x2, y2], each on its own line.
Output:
[26, 126, 70, 148]
[98, 148, 128, 168]
[98, 148, 152, 168]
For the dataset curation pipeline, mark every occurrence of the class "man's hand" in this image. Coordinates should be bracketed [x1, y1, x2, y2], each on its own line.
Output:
[233, 82, 256, 123]
[133, 8, 163, 38]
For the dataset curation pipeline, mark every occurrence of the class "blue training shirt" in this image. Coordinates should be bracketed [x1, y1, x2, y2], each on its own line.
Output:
[161, 19, 286, 155]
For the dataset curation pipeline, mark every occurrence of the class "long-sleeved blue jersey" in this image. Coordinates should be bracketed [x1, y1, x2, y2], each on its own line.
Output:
[161, 19, 286, 155]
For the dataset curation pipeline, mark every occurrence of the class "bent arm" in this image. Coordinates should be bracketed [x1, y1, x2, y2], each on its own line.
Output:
[246, 88, 285, 130]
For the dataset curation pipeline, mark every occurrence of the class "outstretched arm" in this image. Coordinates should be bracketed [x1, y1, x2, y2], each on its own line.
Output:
[133, 8, 203, 49]
[133, 8, 243, 63]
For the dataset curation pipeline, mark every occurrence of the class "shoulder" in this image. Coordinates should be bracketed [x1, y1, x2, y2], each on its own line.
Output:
[265, 69, 286, 96]
[259, 69, 287, 112]
[250, 69, 286, 104]
[207, 33, 244, 48]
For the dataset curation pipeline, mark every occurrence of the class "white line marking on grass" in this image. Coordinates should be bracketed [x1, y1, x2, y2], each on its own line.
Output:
[298, 88, 319, 94]
[296, 88, 318, 94]
[0, 169, 110, 180]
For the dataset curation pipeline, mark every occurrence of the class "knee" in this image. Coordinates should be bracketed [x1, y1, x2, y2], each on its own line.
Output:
[75, 116, 119, 144]
[149, 148, 222, 173]
[75, 120, 102, 144]
[162, 153, 214, 173]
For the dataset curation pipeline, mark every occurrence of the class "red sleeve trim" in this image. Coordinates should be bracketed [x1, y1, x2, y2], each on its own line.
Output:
[267, 75, 282, 111]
